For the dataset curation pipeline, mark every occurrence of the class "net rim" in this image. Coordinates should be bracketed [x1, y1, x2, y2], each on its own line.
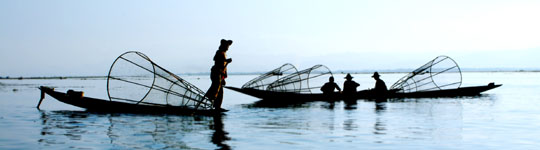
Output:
[429, 55, 462, 90]
[241, 63, 299, 89]
[106, 51, 157, 102]
[265, 64, 333, 93]
[305, 64, 333, 94]
[390, 55, 462, 92]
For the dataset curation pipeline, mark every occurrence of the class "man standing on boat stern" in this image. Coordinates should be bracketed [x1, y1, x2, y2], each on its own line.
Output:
[205, 39, 233, 111]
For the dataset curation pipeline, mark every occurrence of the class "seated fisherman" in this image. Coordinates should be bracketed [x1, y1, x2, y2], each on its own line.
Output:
[371, 72, 387, 95]
[343, 73, 360, 95]
[342, 73, 360, 104]
[321, 76, 341, 94]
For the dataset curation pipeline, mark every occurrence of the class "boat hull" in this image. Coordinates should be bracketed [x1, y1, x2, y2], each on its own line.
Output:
[391, 84, 502, 98]
[226, 83, 502, 102]
[39, 86, 219, 115]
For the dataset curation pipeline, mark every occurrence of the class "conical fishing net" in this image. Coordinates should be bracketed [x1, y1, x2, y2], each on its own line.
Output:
[106, 51, 212, 110]
[390, 55, 462, 93]
[241, 63, 298, 90]
[267, 64, 333, 93]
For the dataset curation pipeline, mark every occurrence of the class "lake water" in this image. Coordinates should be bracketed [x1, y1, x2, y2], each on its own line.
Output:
[1, 72, 539, 149]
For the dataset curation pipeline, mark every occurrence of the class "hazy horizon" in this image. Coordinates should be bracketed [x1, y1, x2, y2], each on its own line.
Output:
[1, 0, 539, 77]
[1, 67, 538, 78]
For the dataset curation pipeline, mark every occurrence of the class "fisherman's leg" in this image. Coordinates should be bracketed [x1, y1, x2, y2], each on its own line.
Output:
[212, 73, 223, 109]
[205, 80, 217, 99]
[206, 68, 220, 99]
[214, 85, 224, 109]
[206, 82, 219, 100]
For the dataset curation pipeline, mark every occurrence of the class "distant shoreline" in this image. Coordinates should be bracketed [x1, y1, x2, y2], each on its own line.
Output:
[0, 76, 107, 80]
[1, 70, 538, 80]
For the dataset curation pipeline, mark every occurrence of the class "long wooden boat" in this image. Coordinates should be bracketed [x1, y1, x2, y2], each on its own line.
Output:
[226, 83, 502, 102]
[391, 83, 502, 98]
[37, 86, 220, 115]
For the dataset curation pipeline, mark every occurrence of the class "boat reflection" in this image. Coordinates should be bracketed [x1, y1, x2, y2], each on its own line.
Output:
[38, 111, 230, 149]
[244, 99, 312, 108]
[373, 101, 387, 137]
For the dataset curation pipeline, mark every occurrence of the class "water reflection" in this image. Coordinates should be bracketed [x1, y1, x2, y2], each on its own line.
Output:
[373, 101, 387, 137]
[239, 96, 481, 146]
[246, 100, 311, 108]
[39, 110, 92, 144]
[322, 100, 336, 110]
[386, 97, 466, 141]
[211, 114, 231, 150]
[344, 99, 357, 110]
[38, 111, 230, 149]
[375, 101, 386, 113]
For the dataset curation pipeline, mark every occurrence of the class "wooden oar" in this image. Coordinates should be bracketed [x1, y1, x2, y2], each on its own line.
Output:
[36, 86, 47, 109]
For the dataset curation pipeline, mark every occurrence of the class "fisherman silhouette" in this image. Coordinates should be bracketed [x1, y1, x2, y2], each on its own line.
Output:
[372, 72, 388, 101]
[343, 73, 360, 95]
[321, 76, 341, 95]
[205, 39, 233, 111]
[342, 73, 360, 108]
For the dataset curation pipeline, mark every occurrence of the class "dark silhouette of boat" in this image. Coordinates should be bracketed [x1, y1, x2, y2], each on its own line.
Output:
[227, 83, 501, 102]
[229, 56, 502, 102]
[37, 51, 218, 115]
[38, 86, 220, 115]
[390, 83, 501, 98]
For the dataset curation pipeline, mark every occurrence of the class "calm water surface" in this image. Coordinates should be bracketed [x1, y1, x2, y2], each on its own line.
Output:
[1, 72, 539, 149]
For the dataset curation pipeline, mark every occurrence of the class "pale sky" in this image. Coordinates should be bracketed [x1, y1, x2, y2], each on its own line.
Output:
[1, 0, 539, 76]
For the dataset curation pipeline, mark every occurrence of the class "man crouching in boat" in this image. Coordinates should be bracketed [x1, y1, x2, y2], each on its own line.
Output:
[321, 76, 341, 96]
[205, 39, 233, 111]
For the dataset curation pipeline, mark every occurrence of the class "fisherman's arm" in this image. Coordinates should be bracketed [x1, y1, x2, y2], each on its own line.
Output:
[335, 83, 342, 92]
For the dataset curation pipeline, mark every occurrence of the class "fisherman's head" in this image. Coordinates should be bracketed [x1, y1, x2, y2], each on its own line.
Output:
[344, 73, 353, 81]
[219, 39, 233, 51]
[329, 76, 335, 82]
[372, 72, 380, 79]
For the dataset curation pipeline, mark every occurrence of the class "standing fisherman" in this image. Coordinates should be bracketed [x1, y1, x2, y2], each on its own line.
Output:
[206, 39, 233, 111]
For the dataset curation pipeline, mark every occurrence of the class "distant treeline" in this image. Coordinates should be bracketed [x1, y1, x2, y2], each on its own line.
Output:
[0, 76, 107, 80]
[189, 68, 540, 75]
[2, 68, 538, 79]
